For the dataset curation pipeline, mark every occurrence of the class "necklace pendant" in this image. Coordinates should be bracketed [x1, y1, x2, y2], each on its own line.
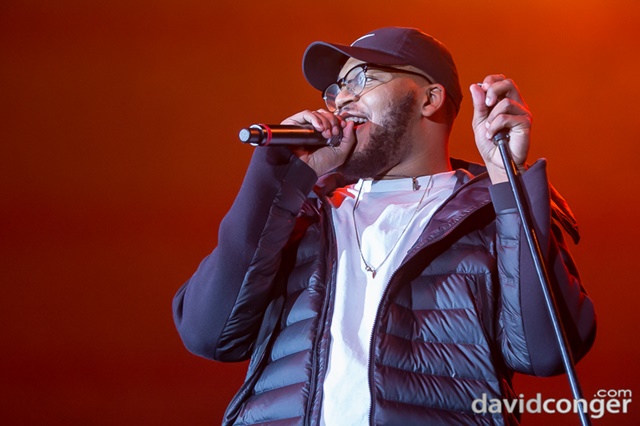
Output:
[412, 177, 420, 191]
[365, 265, 377, 278]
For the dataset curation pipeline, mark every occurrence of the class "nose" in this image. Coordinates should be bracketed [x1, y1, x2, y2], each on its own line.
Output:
[334, 86, 358, 111]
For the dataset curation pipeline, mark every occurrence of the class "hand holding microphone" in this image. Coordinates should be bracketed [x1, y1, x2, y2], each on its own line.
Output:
[239, 124, 343, 147]
[470, 75, 532, 184]
[239, 109, 356, 177]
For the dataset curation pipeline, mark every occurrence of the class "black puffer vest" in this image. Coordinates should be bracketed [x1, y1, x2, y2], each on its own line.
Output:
[226, 167, 548, 425]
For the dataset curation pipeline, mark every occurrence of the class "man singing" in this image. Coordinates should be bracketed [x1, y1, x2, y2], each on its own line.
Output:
[173, 26, 596, 425]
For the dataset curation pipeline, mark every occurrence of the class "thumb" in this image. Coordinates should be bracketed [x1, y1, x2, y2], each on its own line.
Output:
[303, 120, 356, 177]
[469, 83, 489, 128]
[336, 120, 356, 154]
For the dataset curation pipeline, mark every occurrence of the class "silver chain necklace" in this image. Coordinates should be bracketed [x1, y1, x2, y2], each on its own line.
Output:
[352, 175, 434, 278]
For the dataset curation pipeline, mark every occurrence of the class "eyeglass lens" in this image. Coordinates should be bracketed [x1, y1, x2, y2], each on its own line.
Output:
[322, 65, 367, 112]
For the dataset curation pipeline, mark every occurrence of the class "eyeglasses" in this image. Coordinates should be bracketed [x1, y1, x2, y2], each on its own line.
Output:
[322, 63, 432, 112]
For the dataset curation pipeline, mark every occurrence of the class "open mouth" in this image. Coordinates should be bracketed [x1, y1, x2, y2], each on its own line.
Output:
[344, 116, 368, 125]
[344, 116, 369, 132]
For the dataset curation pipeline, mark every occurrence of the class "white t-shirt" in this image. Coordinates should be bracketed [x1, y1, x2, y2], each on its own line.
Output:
[320, 171, 457, 425]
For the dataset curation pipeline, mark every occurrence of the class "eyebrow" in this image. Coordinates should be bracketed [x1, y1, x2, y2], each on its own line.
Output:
[338, 63, 366, 80]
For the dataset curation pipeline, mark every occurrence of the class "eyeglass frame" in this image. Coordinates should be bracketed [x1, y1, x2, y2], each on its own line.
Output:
[322, 63, 434, 112]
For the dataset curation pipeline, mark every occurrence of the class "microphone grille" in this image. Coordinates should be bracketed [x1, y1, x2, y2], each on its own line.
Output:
[327, 133, 342, 147]
[238, 128, 252, 143]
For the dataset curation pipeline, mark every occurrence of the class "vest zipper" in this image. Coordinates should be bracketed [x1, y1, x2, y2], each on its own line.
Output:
[305, 198, 338, 426]
[366, 269, 397, 426]
[366, 200, 489, 424]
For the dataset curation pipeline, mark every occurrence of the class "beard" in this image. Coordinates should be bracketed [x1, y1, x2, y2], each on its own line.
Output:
[338, 91, 417, 181]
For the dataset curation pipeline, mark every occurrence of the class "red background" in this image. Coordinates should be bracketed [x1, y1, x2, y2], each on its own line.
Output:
[1, 1, 639, 425]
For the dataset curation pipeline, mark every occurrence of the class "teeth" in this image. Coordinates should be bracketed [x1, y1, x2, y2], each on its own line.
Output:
[344, 116, 368, 124]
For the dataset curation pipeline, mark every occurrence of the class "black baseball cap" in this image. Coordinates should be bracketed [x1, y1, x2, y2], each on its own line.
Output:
[302, 27, 462, 113]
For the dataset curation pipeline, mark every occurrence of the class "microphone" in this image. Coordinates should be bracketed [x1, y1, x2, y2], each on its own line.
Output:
[239, 124, 342, 147]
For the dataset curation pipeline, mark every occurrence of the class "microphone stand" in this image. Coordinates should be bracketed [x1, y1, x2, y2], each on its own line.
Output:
[493, 132, 591, 426]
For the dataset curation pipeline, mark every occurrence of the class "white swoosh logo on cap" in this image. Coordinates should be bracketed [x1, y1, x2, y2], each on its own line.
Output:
[350, 33, 374, 46]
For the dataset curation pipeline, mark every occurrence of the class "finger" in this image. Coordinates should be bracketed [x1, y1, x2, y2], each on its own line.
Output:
[312, 110, 345, 138]
[312, 120, 356, 176]
[485, 98, 529, 124]
[294, 110, 335, 139]
[325, 111, 345, 137]
[479, 74, 507, 87]
[324, 121, 355, 166]
[485, 112, 532, 140]
[306, 111, 331, 132]
[281, 109, 324, 128]
[280, 109, 344, 139]
[477, 74, 506, 107]
[484, 78, 526, 108]
[338, 120, 356, 150]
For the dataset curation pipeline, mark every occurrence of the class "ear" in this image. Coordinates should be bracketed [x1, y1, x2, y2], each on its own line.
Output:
[420, 84, 446, 118]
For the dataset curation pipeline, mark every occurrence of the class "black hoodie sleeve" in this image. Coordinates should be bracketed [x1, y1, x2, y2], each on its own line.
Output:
[490, 159, 596, 376]
[172, 147, 318, 361]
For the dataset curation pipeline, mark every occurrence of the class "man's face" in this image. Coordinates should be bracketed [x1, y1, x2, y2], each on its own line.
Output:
[334, 58, 423, 180]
